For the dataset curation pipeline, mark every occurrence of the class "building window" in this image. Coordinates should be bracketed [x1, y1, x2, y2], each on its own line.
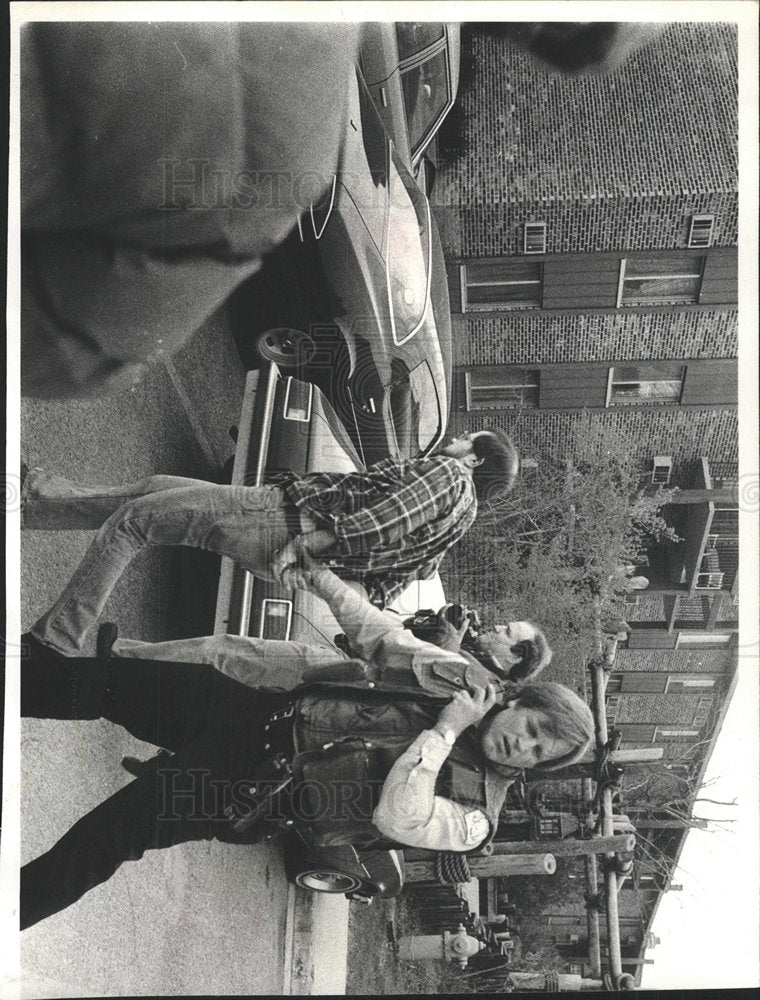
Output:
[617, 254, 705, 307]
[688, 215, 714, 249]
[617, 724, 656, 744]
[651, 456, 673, 486]
[523, 222, 547, 254]
[676, 632, 732, 648]
[606, 364, 686, 406]
[666, 674, 717, 692]
[655, 727, 701, 740]
[460, 259, 543, 311]
[693, 697, 713, 725]
[464, 368, 539, 410]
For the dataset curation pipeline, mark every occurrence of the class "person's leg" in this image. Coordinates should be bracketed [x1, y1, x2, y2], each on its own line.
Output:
[21, 714, 270, 929]
[21, 469, 223, 530]
[112, 633, 346, 688]
[21, 646, 267, 750]
[30, 483, 292, 654]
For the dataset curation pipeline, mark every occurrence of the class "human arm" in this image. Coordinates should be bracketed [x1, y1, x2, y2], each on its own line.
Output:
[372, 686, 498, 850]
[271, 529, 336, 585]
[284, 560, 412, 663]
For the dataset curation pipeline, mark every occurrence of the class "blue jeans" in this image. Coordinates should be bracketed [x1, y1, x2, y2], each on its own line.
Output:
[113, 634, 347, 690]
[23, 470, 298, 654]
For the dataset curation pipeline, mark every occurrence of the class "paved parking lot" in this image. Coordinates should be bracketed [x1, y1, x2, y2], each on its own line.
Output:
[18, 308, 304, 996]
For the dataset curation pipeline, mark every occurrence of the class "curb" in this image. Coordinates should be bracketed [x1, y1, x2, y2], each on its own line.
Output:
[283, 884, 350, 995]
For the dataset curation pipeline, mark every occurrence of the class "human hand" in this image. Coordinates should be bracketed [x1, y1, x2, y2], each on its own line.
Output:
[277, 546, 328, 591]
[435, 683, 498, 738]
[272, 536, 304, 585]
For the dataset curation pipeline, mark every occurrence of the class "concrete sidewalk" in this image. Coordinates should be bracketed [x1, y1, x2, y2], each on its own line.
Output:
[284, 886, 350, 995]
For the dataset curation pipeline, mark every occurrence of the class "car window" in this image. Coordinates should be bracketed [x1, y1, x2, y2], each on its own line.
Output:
[395, 22, 445, 61]
[401, 49, 450, 156]
[387, 150, 430, 344]
[409, 359, 444, 454]
[358, 66, 389, 184]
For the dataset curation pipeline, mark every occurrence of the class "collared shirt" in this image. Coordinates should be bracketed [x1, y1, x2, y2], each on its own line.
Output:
[294, 694, 491, 852]
[292, 569, 509, 851]
[273, 456, 477, 605]
[372, 729, 491, 851]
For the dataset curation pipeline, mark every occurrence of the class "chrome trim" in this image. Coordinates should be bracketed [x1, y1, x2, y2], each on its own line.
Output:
[283, 376, 314, 423]
[310, 174, 337, 240]
[238, 364, 281, 634]
[258, 598, 294, 641]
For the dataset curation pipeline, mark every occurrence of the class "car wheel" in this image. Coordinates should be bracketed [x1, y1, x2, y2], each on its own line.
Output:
[255, 327, 316, 368]
[294, 868, 364, 894]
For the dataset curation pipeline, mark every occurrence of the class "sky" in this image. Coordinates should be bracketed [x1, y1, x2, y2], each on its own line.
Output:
[639, 658, 759, 989]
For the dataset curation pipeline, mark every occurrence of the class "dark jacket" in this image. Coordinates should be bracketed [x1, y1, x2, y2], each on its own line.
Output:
[21, 22, 360, 396]
[284, 670, 516, 851]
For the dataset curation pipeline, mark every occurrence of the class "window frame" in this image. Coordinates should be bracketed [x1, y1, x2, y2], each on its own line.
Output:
[616, 254, 706, 308]
[605, 364, 687, 408]
[688, 214, 714, 249]
[460, 260, 544, 312]
[655, 726, 701, 740]
[523, 221, 547, 255]
[464, 367, 540, 411]
[665, 674, 718, 692]
[400, 45, 453, 160]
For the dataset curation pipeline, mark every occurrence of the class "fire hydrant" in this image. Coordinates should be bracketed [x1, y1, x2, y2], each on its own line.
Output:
[397, 924, 484, 969]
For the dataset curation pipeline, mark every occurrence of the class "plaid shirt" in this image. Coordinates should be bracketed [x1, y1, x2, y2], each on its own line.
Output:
[272, 456, 477, 605]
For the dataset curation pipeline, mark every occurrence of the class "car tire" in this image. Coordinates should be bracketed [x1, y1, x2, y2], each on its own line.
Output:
[293, 867, 365, 894]
[255, 327, 316, 368]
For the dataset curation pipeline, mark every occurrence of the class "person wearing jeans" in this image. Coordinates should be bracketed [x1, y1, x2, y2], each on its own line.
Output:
[21, 429, 518, 655]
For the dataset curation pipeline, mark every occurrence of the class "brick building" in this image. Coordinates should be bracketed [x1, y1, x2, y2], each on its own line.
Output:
[430, 21, 740, 982]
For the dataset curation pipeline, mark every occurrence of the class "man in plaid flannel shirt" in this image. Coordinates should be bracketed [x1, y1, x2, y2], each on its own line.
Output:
[273, 428, 518, 602]
[22, 430, 518, 655]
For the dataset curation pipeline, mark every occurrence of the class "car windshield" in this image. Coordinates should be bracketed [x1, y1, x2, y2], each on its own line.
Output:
[401, 49, 450, 155]
[395, 22, 444, 60]
[386, 150, 430, 344]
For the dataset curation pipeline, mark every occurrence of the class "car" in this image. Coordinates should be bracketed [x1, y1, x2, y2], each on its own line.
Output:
[214, 363, 445, 901]
[233, 58, 454, 467]
[359, 22, 461, 178]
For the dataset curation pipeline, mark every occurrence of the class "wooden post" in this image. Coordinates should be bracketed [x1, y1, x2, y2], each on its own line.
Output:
[583, 780, 602, 979]
[589, 653, 627, 988]
[523, 747, 664, 781]
[508, 971, 604, 990]
[403, 853, 556, 884]
[487, 833, 634, 858]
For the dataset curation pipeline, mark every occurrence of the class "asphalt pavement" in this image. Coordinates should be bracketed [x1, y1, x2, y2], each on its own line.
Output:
[15, 306, 347, 995]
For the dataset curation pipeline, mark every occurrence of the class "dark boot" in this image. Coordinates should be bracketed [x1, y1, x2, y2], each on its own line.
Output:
[96, 622, 118, 658]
